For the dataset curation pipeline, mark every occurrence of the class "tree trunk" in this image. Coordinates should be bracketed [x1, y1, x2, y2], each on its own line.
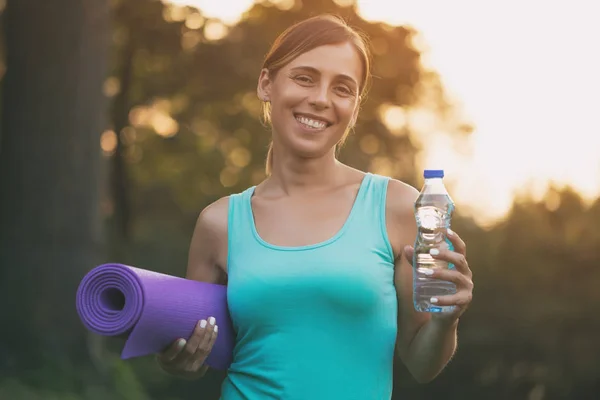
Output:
[0, 0, 109, 375]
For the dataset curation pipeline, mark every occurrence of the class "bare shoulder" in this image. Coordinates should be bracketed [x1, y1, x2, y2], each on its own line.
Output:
[186, 196, 230, 284]
[386, 178, 419, 222]
[385, 178, 419, 258]
[196, 196, 230, 234]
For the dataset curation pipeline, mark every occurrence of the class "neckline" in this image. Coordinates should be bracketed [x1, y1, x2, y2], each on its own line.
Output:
[246, 173, 372, 251]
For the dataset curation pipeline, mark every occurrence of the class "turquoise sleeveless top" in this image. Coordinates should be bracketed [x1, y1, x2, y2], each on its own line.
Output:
[220, 173, 398, 400]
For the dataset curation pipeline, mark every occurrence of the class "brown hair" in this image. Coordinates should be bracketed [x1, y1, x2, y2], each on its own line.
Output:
[261, 14, 372, 175]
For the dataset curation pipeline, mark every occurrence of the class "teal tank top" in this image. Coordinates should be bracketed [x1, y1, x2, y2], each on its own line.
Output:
[220, 173, 398, 400]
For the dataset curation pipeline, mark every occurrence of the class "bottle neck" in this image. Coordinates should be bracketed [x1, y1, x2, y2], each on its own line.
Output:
[423, 177, 448, 194]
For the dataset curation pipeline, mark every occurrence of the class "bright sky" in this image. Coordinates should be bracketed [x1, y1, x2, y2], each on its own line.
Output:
[166, 0, 600, 226]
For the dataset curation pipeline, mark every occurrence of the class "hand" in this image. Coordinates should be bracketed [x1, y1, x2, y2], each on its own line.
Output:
[156, 317, 219, 378]
[404, 228, 474, 322]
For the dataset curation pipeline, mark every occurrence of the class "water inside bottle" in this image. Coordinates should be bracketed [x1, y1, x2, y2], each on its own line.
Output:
[413, 193, 456, 313]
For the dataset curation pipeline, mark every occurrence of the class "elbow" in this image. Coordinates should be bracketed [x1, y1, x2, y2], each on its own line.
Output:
[404, 359, 443, 384]
[411, 371, 439, 384]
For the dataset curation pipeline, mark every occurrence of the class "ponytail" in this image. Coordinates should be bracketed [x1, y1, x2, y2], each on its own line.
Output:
[265, 141, 274, 175]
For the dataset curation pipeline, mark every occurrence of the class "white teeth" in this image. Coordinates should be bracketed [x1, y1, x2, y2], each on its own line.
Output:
[296, 116, 327, 129]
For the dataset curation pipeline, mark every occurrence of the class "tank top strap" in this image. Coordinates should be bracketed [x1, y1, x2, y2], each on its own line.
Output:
[227, 186, 256, 271]
[348, 173, 395, 263]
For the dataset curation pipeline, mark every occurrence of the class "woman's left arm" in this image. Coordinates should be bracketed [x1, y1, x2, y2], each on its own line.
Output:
[386, 180, 474, 383]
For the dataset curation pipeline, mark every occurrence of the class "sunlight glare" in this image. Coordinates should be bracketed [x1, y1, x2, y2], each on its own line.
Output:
[220, 167, 240, 187]
[165, 0, 254, 25]
[100, 130, 117, 155]
[163, 4, 188, 22]
[103, 77, 121, 98]
[332, 0, 355, 7]
[152, 113, 179, 137]
[129, 100, 180, 138]
[228, 147, 252, 168]
[204, 20, 229, 41]
[185, 12, 205, 29]
[378, 104, 406, 135]
[357, 0, 600, 224]
[359, 134, 381, 155]
[182, 31, 202, 50]
[270, 0, 296, 11]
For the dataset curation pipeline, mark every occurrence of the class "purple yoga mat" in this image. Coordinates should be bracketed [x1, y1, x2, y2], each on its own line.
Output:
[76, 263, 234, 370]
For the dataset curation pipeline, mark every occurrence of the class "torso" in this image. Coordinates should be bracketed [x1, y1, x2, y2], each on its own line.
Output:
[220, 169, 403, 399]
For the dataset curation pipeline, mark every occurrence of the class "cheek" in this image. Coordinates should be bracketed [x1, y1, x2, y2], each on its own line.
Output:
[274, 82, 305, 105]
[336, 98, 358, 124]
[270, 90, 299, 121]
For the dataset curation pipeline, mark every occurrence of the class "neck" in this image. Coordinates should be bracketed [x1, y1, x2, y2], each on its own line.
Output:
[266, 144, 343, 196]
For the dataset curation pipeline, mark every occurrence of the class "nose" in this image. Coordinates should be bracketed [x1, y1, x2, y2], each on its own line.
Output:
[308, 83, 331, 110]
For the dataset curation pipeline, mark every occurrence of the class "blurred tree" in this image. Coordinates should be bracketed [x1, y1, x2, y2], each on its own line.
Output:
[0, 0, 110, 382]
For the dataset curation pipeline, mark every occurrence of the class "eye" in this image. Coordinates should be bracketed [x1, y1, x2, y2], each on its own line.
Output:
[293, 75, 313, 84]
[335, 85, 355, 97]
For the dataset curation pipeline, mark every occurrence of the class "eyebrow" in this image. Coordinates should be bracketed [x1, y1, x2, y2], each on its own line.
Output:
[289, 66, 358, 87]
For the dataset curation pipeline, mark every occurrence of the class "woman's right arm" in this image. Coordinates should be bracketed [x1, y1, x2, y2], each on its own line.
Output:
[156, 197, 230, 380]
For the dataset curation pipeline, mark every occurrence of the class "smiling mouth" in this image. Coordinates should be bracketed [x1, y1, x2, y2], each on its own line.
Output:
[294, 113, 332, 131]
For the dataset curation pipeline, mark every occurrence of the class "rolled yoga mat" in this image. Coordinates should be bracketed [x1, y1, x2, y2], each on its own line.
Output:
[76, 263, 234, 370]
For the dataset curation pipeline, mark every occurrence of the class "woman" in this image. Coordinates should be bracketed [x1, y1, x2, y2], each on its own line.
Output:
[157, 14, 474, 399]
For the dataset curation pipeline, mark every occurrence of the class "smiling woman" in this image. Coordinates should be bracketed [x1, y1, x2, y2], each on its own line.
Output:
[156, 13, 474, 400]
[258, 14, 372, 175]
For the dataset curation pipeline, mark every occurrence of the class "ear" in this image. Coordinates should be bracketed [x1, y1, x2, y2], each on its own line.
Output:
[257, 68, 272, 102]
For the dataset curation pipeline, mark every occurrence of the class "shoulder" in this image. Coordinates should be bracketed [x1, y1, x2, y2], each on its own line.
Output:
[195, 195, 230, 236]
[385, 178, 419, 222]
[382, 178, 419, 257]
[187, 196, 231, 281]
[190, 196, 230, 264]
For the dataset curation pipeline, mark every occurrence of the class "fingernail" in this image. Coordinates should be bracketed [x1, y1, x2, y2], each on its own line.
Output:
[430, 248, 440, 256]
[178, 339, 186, 349]
[214, 325, 218, 333]
[417, 267, 434, 276]
[200, 319, 207, 328]
[208, 317, 216, 326]
[430, 297, 439, 303]
[447, 229, 454, 236]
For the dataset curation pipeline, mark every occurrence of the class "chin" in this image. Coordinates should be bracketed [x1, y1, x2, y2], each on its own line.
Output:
[289, 134, 341, 160]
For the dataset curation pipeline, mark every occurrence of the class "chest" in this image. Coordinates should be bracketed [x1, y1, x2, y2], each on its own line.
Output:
[227, 242, 396, 327]
[250, 188, 358, 248]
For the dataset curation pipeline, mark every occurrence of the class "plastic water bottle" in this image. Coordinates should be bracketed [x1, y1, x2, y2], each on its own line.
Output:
[413, 169, 456, 313]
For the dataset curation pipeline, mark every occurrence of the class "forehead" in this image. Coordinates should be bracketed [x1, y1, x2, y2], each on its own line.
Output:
[284, 42, 363, 84]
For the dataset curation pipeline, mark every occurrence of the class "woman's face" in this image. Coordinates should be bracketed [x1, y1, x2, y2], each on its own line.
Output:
[258, 42, 363, 159]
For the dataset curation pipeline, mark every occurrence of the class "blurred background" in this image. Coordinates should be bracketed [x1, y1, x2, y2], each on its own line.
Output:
[0, 0, 599, 399]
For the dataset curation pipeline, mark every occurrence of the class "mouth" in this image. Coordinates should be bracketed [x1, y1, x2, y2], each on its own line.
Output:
[294, 113, 333, 131]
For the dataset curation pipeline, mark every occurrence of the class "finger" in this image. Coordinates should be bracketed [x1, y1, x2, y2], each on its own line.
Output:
[198, 317, 217, 353]
[160, 338, 186, 362]
[207, 322, 219, 350]
[403, 245, 414, 265]
[190, 317, 218, 370]
[430, 247, 470, 277]
[431, 291, 472, 308]
[174, 319, 207, 365]
[425, 268, 473, 289]
[445, 228, 466, 256]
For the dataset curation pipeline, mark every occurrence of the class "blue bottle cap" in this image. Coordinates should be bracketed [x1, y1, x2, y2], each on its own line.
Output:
[424, 169, 444, 178]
